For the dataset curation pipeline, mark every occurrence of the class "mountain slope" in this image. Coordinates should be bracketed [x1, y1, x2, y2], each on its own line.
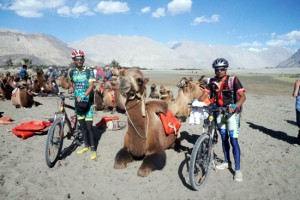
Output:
[0, 31, 73, 66]
[70, 34, 188, 68]
[0, 30, 294, 69]
[70, 35, 293, 69]
[276, 48, 300, 68]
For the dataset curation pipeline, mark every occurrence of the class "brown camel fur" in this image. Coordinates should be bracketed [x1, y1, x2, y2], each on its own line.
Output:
[11, 83, 35, 108]
[109, 78, 127, 112]
[93, 81, 117, 113]
[114, 68, 178, 177]
[0, 74, 16, 100]
[57, 71, 72, 90]
[177, 77, 204, 99]
[159, 78, 197, 122]
[159, 85, 174, 100]
[32, 68, 59, 94]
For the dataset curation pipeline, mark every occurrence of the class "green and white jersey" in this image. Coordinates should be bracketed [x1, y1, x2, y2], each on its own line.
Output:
[70, 66, 95, 101]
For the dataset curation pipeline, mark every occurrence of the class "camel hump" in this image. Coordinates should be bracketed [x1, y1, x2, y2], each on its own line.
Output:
[146, 100, 168, 114]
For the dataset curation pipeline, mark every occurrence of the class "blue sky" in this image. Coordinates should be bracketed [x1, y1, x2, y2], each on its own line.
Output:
[0, 0, 299, 52]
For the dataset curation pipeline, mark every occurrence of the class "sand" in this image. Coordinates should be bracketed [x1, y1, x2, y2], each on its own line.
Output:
[0, 68, 299, 200]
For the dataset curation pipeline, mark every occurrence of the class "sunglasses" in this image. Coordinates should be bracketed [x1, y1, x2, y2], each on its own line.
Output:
[73, 57, 84, 62]
[214, 68, 227, 72]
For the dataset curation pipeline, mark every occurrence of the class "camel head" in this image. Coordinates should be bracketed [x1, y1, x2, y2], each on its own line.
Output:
[119, 68, 149, 100]
[159, 85, 174, 100]
[150, 83, 156, 91]
[177, 77, 189, 89]
[198, 75, 210, 89]
[36, 68, 44, 76]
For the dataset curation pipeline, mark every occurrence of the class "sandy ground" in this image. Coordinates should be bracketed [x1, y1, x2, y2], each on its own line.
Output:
[0, 68, 299, 200]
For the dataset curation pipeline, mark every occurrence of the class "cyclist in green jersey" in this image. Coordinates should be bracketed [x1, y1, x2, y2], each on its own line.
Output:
[69, 50, 97, 160]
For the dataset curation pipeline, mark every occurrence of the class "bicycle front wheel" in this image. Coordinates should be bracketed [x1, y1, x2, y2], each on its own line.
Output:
[189, 133, 213, 191]
[45, 119, 64, 168]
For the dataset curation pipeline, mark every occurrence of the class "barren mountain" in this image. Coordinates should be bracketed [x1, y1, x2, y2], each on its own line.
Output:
[0, 30, 294, 69]
[276, 48, 300, 68]
[0, 31, 73, 66]
[69, 35, 294, 69]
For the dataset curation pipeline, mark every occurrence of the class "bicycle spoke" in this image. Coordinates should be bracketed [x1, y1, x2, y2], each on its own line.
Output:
[189, 134, 213, 190]
[45, 120, 64, 168]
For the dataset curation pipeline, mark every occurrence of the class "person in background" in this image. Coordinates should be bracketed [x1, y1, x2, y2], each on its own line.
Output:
[105, 67, 112, 81]
[91, 66, 97, 79]
[18, 64, 29, 81]
[293, 78, 300, 146]
[51, 67, 59, 79]
[69, 49, 97, 160]
[199, 58, 246, 182]
[96, 67, 106, 81]
[45, 66, 53, 80]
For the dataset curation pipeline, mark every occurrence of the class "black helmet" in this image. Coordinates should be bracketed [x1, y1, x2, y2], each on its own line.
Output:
[212, 58, 229, 68]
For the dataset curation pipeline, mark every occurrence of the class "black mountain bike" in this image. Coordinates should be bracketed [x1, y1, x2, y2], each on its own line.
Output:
[45, 93, 81, 168]
[189, 104, 229, 191]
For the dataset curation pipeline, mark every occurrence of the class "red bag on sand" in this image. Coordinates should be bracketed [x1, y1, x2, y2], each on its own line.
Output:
[11, 128, 35, 140]
[11, 120, 52, 139]
[159, 111, 181, 135]
[14, 120, 51, 131]
[0, 117, 14, 124]
[96, 116, 119, 127]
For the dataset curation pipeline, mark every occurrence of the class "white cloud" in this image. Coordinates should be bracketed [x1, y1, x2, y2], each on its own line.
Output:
[94, 1, 129, 14]
[247, 47, 268, 52]
[5, 0, 65, 18]
[237, 41, 263, 48]
[277, 30, 300, 41]
[266, 39, 297, 47]
[57, 6, 71, 17]
[152, 8, 165, 18]
[191, 14, 220, 25]
[167, 0, 192, 15]
[141, 6, 151, 14]
[266, 30, 300, 47]
[57, 2, 94, 18]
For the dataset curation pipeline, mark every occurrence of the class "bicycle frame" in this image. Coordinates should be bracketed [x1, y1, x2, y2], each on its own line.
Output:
[54, 95, 77, 135]
[45, 93, 78, 168]
[189, 104, 229, 190]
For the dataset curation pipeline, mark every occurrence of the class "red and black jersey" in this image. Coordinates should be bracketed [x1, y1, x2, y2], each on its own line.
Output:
[204, 75, 245, 107]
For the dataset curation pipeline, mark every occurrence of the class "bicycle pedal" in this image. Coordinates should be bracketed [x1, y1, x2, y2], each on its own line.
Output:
[66, 132, 72, 139]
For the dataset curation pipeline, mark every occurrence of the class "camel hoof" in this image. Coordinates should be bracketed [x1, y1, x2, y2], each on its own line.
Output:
[137, 168, 151, 177]
[114, 163, 126, 169]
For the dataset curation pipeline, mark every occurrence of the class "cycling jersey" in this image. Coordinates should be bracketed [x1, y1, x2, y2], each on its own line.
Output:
[70, 66, 95, 120]
[204, 75, 245, 107]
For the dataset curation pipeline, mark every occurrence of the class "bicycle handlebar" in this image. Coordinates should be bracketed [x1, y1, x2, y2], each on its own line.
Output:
[203, 105, 229, 113]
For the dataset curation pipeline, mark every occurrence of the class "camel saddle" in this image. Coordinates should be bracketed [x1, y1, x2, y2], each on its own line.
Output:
[159, 111, 181, 135]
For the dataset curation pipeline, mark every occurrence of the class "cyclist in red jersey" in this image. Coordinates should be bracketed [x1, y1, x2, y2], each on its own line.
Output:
[199, 58, 246, 182]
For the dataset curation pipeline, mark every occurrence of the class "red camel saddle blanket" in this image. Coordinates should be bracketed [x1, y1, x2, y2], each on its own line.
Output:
[159, 111, 181, 135]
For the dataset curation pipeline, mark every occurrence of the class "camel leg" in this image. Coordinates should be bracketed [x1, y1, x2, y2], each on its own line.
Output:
[137, 149, 166, 177]
[114, 147, 134, 169]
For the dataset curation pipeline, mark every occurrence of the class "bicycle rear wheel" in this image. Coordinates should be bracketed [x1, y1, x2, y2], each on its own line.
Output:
[45, 119, 64, 168]
[189, 133, 213, 190]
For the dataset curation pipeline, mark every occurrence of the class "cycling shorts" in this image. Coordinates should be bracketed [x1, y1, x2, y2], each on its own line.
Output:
[76, 105, 94, 121]
[216, 112, 240, 138]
